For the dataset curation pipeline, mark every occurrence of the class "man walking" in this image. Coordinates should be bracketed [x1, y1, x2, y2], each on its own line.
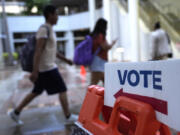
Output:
[150, 22, 172, 60]
[9, 5, 78, 124]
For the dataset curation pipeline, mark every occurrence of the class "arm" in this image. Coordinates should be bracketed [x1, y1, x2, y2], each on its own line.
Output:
[30, 38, 46, 82]
[150, 35, 157, 60]
[97, 33, 117, 50]
[100, 39, 117, 50]
[56, 52, 73, 65]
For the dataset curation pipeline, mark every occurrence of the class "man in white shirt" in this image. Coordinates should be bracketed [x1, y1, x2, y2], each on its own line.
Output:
[9, 5, 78, 124]
[150, 22, 172, 60]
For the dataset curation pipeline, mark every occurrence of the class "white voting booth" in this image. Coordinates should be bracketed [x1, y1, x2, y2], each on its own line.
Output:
[105, 59, 180, 131]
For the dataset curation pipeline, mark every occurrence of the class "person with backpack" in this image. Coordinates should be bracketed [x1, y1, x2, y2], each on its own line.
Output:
[9, 5, 78, 124]
[89, 18, 117, 85]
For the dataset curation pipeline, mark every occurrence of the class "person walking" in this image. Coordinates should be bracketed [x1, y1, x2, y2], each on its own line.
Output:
[90, 18, 117, 85]
[150, 22, 172, 60]
[9, 5, 78, 124]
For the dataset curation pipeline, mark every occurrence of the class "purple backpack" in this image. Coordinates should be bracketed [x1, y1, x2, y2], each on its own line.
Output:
[73, 35, 100, 65]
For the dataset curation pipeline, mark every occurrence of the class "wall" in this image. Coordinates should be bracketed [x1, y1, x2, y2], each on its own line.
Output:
[5, 4, 152, 61]
[109, 0, 151, 61]
[6, 9, 102, 59]
[0, 20, 3, 67]
[0, 37, 3, 67]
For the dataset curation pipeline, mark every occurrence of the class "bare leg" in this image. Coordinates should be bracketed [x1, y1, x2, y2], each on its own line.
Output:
[90, 72, 104, 85]
[101, 72, 105, 86]
[90, 72, 100, 85]
[15, 93, 39, 113]
[59, 92, 70, 117]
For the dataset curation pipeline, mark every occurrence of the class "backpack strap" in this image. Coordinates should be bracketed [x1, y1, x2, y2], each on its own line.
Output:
[94, 47, 101, 56]
[37, 25, 51, 51]
[41, 25, 50, 38]
[87, 35, 101, 56]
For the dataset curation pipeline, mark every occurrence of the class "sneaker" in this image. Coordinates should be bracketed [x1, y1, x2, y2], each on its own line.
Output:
[8, 110, 23, 125]
[65, 114, 78, 124]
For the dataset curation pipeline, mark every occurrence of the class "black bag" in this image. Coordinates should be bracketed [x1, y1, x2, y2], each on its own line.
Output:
[20, 26, 50, 72]
[166, 32, 173, 58]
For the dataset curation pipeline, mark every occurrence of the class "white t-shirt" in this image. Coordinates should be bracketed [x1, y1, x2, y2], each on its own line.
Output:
[36, 23, 57, 72]
[150, 29, 171, 60]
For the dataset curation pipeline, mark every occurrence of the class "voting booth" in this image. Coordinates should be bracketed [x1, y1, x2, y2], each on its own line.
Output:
[72, 60, 180, 135]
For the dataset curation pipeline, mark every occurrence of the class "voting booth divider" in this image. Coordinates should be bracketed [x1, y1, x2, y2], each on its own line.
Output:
[76, 85, 172, 135]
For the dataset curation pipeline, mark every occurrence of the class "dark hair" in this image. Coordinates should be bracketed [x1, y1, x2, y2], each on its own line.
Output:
[91, 18, 107, 37]
[154, 21, 161, 30]
[43, 5, 57, 20]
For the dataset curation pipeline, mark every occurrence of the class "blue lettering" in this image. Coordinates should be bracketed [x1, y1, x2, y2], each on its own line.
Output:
[117, 70, 127, 85]
[117, 69, 162, 90]
[140, 71, 152, 88]
[127, 70, 140, 87]
[153, 71, 162, 90]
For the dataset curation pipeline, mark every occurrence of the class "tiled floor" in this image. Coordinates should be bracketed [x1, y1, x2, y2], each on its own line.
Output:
[0, 64, 178, 135]
[0, 64, 91, 135]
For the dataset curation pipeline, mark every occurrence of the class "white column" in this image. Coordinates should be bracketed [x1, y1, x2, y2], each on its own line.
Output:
[0, 37, 3, 67]
[2, 0, 14, 65]
[103, 0, 112, 42]
[0, 21, 3, 66]
[103, 0, 113, 61]
[65, 31, 74, 59]
[9, 32, 15, 52]
[128, 0, 140, 61]
[88, 0, 96, 32]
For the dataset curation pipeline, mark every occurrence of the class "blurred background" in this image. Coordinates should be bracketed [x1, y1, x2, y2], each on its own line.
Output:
[0, 0, 180, 67]
[0, 0, 179, 134]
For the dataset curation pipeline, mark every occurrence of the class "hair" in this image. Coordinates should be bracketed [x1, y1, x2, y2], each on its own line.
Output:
[43, 5, 57, 20]
[91, 18, 107, 37]
[154, 21, 161, 30]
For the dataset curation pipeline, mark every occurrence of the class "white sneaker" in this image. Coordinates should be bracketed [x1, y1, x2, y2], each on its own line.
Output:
[65, 114, 78, 124]
[8, 110, 23, 125]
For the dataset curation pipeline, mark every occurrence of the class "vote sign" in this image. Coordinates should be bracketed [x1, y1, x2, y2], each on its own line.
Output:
[105, 60, 180, 131]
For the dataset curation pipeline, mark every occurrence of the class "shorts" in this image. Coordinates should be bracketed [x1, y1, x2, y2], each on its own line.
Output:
[32, 68, 67, 95]
[90, 56, 106, 72]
